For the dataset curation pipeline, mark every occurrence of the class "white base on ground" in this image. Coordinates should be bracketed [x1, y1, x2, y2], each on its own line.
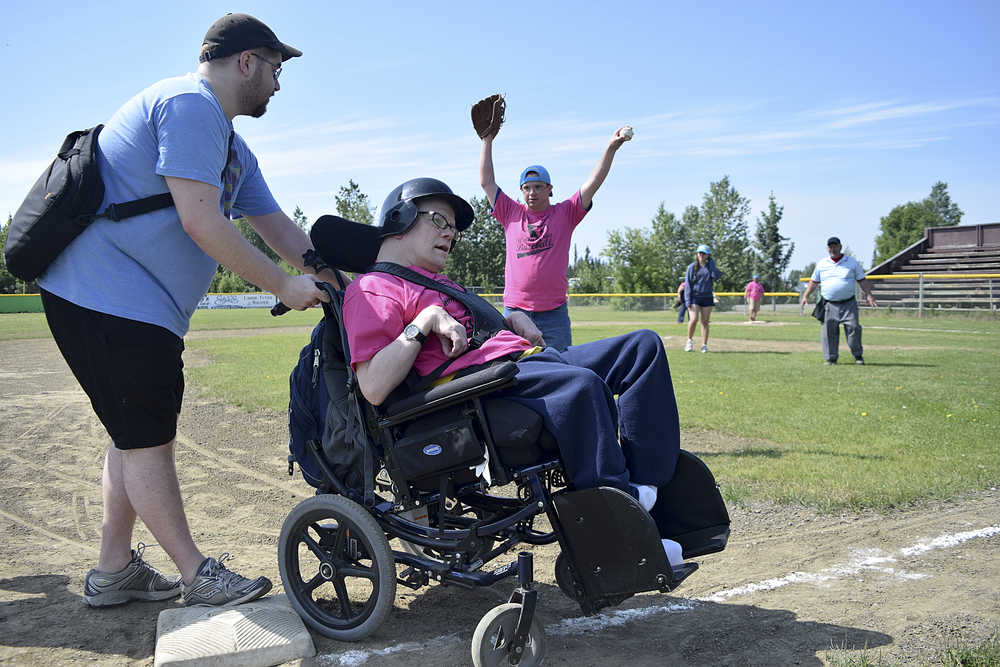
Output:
[154, 594, 315, 667]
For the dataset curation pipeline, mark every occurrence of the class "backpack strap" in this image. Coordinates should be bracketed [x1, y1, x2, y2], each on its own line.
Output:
[96, 192, 175, 222]
[91, 126, 234, 223]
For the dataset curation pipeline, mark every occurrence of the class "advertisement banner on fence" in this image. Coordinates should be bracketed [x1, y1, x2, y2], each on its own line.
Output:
[196, 293, 277, 309]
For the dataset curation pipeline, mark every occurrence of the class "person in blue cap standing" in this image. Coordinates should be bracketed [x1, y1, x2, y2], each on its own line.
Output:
[684, 244, 722, 352]
[479, 123, 633, 351]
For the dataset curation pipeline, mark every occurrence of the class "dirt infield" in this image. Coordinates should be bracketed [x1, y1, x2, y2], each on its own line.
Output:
[1, 337, 997, 666]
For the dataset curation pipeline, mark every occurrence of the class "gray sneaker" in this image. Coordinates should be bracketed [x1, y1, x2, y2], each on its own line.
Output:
[182, 553, 272, 607]
[83, 543, 181, 607]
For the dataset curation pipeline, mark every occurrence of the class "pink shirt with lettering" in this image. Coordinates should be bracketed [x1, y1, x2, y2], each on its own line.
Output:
[492, 188, 588, 311]
[744, 281, 764, 301]
[343, 266, 532, 379]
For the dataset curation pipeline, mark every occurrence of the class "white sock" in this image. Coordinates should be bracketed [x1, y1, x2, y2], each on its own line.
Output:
[630, 483, 658, 512]
[661, 539, 683, 567]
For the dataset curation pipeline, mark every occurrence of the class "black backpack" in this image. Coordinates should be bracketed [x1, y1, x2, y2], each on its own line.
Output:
[287, 318, 332, 488]
[3, 125, 174, 281]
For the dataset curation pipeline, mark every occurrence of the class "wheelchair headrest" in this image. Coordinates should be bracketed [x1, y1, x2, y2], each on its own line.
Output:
[310, 215, 382, 274]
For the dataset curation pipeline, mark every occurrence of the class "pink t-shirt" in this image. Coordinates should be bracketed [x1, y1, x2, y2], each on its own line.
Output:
[744, 281, 764, 300]
[492, 188, 588, 311]
[343, 266, 532, 379]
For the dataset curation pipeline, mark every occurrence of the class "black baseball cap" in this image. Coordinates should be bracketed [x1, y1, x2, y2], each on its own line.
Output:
[200, 13, 302, 63]
[826, 236, 841, 246]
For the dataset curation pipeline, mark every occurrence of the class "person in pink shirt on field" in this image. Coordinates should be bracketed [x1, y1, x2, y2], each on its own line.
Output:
[479, 121, 632, 350]
[744, 273, 765, 322]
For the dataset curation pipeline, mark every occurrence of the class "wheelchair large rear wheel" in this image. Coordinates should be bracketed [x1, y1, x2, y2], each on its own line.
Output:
[278, 494, 396, 641]
[472, 602, 545, 667]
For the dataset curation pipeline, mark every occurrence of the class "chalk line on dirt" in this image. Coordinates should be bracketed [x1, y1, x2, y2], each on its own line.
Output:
[317, 634, 461, 666]
[698, 523, 998, 604]
[314, 523, 999, 665]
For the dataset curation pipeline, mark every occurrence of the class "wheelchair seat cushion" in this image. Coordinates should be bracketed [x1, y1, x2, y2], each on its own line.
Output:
[483, 398, 559, 467]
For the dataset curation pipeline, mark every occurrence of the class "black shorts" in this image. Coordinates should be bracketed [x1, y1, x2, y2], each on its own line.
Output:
[691, 296, 715, 308]
[41, 289, 184, 450]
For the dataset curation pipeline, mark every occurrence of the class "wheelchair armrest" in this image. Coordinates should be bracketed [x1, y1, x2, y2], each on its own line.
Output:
[379, 360, 519, 427]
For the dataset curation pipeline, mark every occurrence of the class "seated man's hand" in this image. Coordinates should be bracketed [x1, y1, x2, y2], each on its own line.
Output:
[420, 306, 468, 358]
[506, 311, 546, 348]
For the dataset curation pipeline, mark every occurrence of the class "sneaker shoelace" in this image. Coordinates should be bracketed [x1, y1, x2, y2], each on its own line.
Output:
[133, 541, 155, 563]
[205, 553, 250, 589]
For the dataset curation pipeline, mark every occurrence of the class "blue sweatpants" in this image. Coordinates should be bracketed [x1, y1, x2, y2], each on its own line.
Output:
[493, 329, 680, 495]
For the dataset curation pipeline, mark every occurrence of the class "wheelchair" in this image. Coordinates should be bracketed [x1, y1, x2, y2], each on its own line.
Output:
[276, 215, 731, 666]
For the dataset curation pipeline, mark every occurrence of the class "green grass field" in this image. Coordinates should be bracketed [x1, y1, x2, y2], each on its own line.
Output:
[4, 304, 997, 512]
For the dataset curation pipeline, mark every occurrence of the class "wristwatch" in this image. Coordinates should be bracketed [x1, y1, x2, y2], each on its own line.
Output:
[403, 323, 427, 344]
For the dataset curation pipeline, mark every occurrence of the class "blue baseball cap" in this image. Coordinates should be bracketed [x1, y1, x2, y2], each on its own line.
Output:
[519, 165, 551, 187]
[753, 273, 760, 278]
[696, 244, 711, 255]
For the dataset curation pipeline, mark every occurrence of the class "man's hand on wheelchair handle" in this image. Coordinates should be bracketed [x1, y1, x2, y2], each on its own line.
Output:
[278, 274, 330, 311]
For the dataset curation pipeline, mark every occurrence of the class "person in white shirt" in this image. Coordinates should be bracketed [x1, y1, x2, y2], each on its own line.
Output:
[800, 237, 877, 365]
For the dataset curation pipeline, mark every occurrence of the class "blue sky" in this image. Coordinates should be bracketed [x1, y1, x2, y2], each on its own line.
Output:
[3, 1, 997, 274]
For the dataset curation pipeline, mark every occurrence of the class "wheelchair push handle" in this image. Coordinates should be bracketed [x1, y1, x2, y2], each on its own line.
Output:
[271, 279, 336, 317]
[272, 250, 337, 317]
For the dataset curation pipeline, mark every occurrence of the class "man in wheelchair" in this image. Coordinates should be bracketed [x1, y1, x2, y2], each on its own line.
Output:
[344, 178, 682, 551]
[279, 177, 728, 660]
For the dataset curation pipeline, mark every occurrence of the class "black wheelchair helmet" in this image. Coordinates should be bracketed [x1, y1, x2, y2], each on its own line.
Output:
[378, 178, 475, 237]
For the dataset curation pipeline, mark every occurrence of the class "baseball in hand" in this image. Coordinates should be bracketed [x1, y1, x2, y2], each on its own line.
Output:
[621, 126, 634, 140]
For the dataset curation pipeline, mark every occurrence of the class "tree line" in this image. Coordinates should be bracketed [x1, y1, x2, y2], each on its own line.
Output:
[0, 179, 963, 295]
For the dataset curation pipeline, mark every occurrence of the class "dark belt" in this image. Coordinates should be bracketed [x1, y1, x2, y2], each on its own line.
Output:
[826, 296, 856, 304]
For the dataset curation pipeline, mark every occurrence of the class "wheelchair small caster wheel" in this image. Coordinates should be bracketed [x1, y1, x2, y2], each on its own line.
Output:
[471, 602, 545, 667]
[554, 552, 584, 602]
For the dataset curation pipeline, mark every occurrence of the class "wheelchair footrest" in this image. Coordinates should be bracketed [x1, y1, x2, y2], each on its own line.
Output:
[553, 487, 680, 609]
[667, 561, 699, 590]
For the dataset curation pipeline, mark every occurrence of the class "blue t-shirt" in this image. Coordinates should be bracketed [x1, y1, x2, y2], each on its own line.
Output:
[38, 74, 279, 337]
[811, 254, 865, 301]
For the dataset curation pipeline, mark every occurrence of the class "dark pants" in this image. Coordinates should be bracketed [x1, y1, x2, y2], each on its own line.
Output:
[495, 329, 680, 494]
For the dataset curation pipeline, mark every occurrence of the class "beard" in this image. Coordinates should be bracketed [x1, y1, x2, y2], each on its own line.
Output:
[240, 68, 272, 118]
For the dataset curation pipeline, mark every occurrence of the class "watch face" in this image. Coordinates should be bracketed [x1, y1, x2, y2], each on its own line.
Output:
[405, 324, 425, 342]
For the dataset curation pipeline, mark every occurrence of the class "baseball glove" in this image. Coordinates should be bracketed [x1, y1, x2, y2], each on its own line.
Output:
[471, 94, 506, 139]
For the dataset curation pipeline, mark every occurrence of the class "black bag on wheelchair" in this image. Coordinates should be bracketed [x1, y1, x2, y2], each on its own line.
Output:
[286, 284, 367, 496]
[389, 405, 485, 483]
